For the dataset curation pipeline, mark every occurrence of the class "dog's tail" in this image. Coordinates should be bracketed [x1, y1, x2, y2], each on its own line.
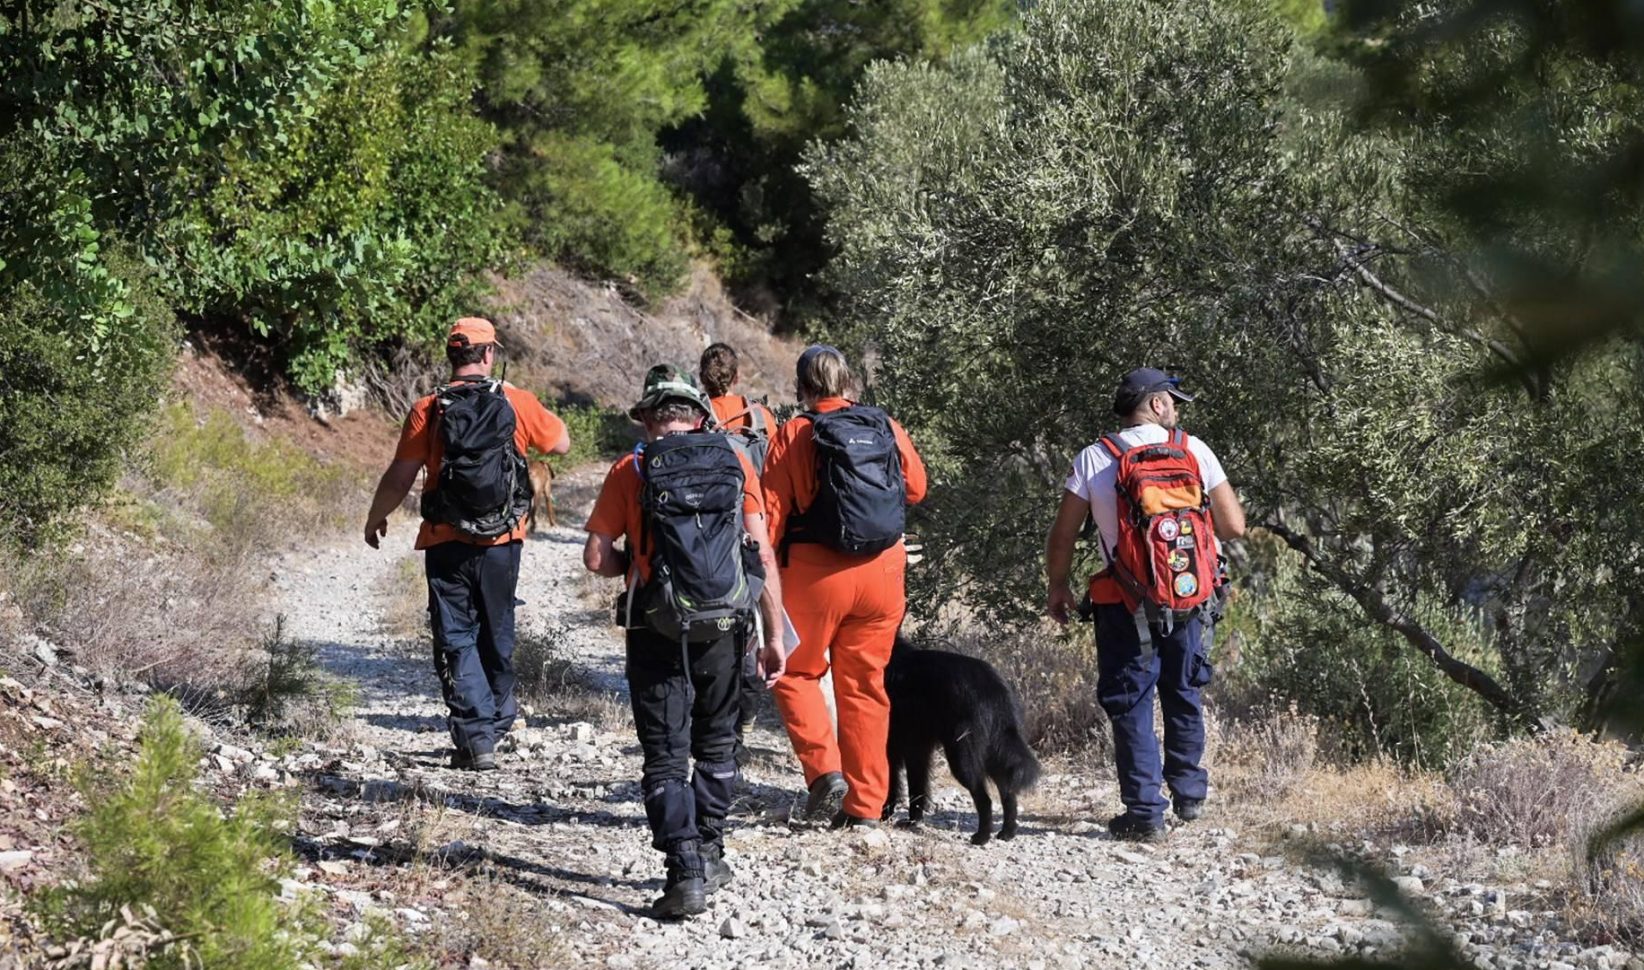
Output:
[994, 724, 1042, 793]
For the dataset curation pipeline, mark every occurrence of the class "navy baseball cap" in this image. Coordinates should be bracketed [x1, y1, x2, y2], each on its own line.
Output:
[1112, 367, 1195, 415]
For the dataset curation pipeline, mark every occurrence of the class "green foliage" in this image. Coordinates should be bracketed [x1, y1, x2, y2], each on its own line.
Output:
[436, 0, 790, 293]
[1334, 0, 1644, 377]
[807, 0, 1642, 752]
[680, 0, 1017, 305]
[1226, 539, 1496, 768]
[37, 697, 425, 967]
[40, 697, 303, 969]
[513, 132, 690, 295]
[428, 0, 1015, 303]
[544, 404, 640, 470]
[0, 251, 175, 545]
[1, 0, 506, 394]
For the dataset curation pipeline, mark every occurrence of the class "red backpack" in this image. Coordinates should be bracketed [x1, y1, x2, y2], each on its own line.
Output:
[1096, 428, 1220, 622]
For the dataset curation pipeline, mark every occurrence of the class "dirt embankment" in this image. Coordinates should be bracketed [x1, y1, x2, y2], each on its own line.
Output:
[489, 264, 805, 410]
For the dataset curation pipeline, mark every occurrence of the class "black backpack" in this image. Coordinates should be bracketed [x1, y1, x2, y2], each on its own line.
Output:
[784, 405, 906, 558]
[630, 431, 762, 642]
[419, 378, 530, 538]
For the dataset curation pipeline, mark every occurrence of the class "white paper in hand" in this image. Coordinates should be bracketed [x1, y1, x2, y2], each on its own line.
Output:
[781, 608, 801, 657]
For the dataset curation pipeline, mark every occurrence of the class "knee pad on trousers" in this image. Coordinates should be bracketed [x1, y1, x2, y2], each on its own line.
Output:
[642, 777, 696, 853]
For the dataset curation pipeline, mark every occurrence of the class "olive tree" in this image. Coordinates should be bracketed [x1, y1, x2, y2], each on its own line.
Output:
[806, 0, 1641, 744]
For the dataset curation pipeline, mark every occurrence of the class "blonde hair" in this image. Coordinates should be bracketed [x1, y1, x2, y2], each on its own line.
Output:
[796, 344, 853, 401]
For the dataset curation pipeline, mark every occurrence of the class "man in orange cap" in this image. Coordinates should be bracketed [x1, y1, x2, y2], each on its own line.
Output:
[363, 317, 570, 771]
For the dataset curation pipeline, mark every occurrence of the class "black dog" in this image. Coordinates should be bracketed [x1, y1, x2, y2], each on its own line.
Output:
[882, 635, 1042, 844]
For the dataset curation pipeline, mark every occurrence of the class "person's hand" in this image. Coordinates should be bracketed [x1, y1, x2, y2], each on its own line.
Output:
[1047, 583, 1079, 625]
[756, 637, 786, 686]
[364, 517, 388, 549]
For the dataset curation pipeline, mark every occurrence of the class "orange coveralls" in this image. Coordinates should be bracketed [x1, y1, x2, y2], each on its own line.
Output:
[761, 397, 927, 819]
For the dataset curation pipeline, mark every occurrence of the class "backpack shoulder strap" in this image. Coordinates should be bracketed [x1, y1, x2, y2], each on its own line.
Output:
[1100, 434, 1128, 460]
[746, 397, 766, 434]
[1172, 428, 1206, 478]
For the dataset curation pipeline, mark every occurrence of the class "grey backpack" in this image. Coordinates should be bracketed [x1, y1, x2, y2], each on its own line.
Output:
[715, 395, 770, 473]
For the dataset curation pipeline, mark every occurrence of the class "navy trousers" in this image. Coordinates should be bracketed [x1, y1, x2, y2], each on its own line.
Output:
[626, 627, 740, 868]
[426, 540, 522, 756]
[1093, 603, 1214, 823]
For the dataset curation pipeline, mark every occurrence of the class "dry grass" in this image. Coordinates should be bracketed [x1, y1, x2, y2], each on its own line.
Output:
[1, 532, 267, 716]
[5, 399, 370, 732]
[1212, 703, 1321, 803]
[414, 874, 573, 968]
[1571, 822, 1644, 947]
[1448, 730, 1636, 849]
[376, 556, 428, 648]
[513, 624, 631, 731]
[353, 795, 576, 968]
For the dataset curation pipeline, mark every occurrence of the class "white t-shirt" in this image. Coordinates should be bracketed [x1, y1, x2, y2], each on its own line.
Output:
[1064, 424, 1228, 565]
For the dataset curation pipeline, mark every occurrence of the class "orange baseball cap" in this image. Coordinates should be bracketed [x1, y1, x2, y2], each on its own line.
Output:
[447, 316, 501, 349]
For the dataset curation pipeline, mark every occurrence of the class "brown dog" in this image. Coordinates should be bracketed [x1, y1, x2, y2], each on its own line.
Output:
[526, 460, 556, 531]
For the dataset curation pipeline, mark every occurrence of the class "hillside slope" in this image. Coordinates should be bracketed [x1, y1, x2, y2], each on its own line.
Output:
[491, 264, 805, 410]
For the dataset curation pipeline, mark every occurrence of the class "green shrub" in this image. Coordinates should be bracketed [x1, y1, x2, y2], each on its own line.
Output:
[0, 253, 176, 546]
[511, 132, 690, 297]
[1220, 539, 1497, 768]
[1, 0, 506, 395]
[38, 697, 427, 967]
[39, 697, 307, 969]
[542, 403, 639, 470]
[243, 617, 356, 739]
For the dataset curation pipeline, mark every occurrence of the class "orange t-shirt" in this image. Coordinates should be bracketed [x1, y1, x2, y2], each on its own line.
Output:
[709, 394, 777, 437]
[760, 397, 928, 551]
[394, 381, 569, 549]
[585, 439, 765, 585]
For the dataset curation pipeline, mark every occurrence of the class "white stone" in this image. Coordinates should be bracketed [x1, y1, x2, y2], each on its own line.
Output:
[0, 851, 33, 872]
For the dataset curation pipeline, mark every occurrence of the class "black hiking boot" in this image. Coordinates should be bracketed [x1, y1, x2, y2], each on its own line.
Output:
[1107, 813, 1167, 844]
[652, 849, 707, 919]
[449, 748, 497, 771]
[1174, 797, 1204, 822]
[702, 842, 733, 894]
[801, 771, 847, 822]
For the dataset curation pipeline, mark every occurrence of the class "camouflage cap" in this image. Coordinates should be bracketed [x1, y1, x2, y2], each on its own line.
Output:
[629, 363, 710, 420]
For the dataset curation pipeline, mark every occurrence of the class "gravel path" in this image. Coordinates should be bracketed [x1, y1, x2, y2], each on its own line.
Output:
[263, 469, 1625, 970]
